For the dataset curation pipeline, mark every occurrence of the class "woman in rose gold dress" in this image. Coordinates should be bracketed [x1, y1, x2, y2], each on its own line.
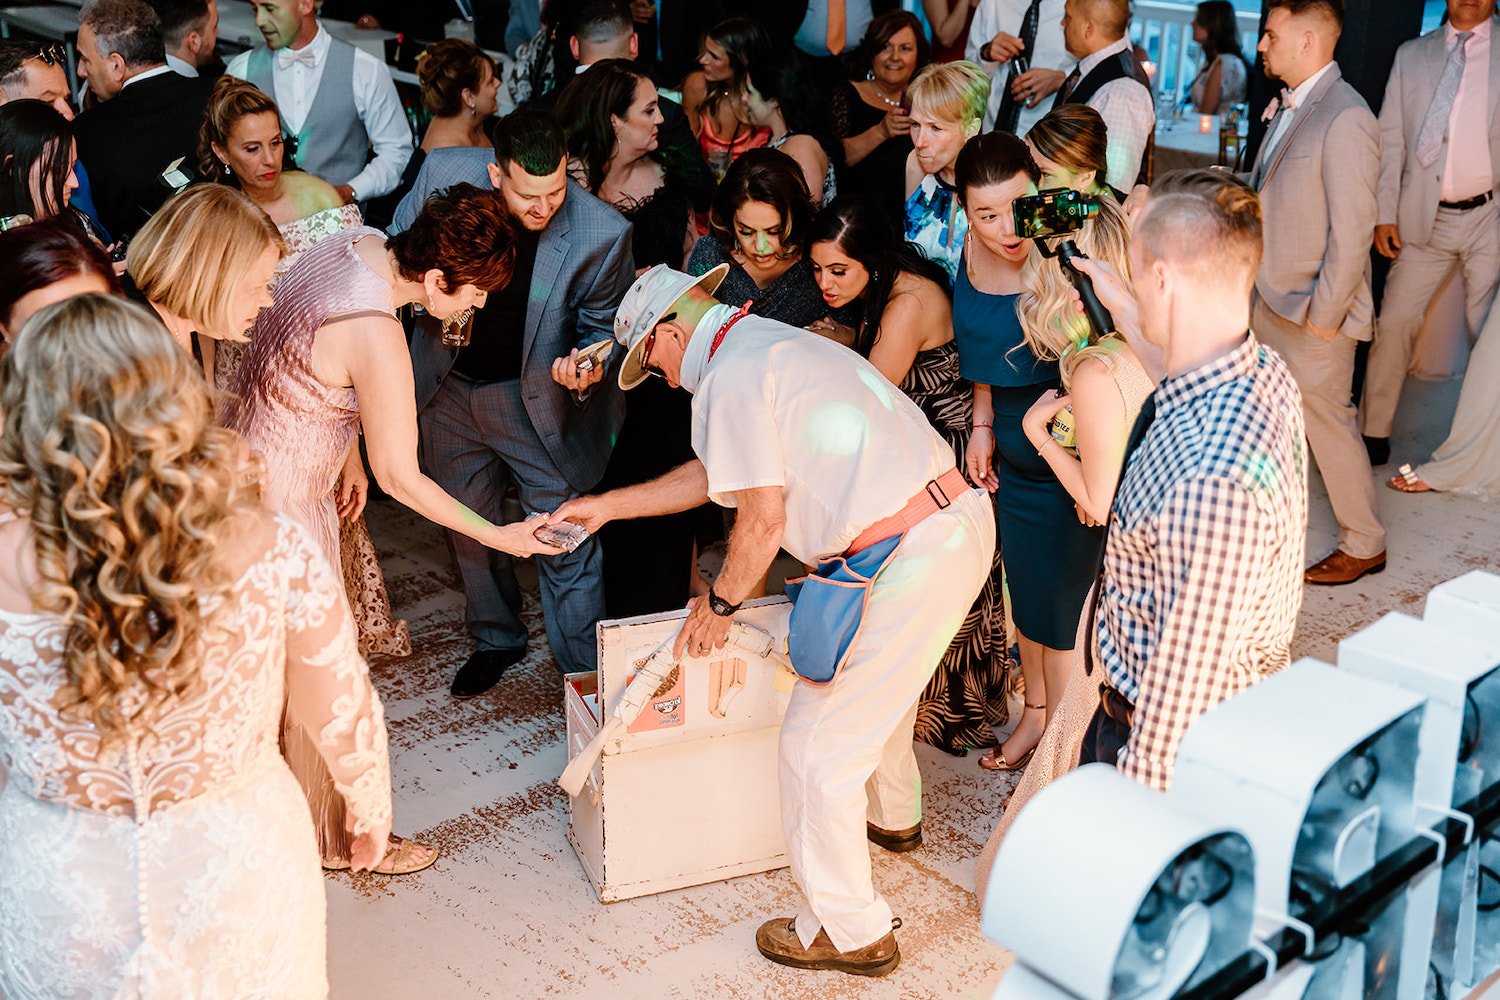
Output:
[220, 184, 561, 874]
[199, 78, 411, 659]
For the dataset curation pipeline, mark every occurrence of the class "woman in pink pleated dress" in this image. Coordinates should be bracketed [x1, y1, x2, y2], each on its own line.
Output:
[221, 183, 561, 874]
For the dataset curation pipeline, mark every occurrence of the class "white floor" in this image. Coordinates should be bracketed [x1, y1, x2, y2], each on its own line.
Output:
[331, 372, 1500, 999]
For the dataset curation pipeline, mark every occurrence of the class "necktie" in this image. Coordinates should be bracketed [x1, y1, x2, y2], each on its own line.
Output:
[1052, 64, 1082, 110]
[1083, 392, 1157, 677]
[826, 0, 847, 56]
[276, 46, 319, 70]
[1416, 31, 1473, 168]
[995, 0, 1043, 133]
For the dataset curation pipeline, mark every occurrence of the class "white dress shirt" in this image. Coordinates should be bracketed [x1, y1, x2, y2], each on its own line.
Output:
[966, 0, 1072, 136]
[1440, 18, 1492, 202]
[1074, 36, 1155, 190]
[226, 25, 412, 200]
[165, 53, 198, 78]
[119, 64, 176, 91]
[1260, 59, 1335, 167]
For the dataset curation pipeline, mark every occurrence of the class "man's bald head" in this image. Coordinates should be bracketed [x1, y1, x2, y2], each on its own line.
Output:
[1062, 0, 1129, 56]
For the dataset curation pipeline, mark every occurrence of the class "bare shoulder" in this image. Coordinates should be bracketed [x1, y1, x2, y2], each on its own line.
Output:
[888, 273, 952, 341]
[1069, 354, 1129, 414]
[284, 170, 343, 213]
[903, 150, 922, 195]
[892, 271, 951, 314]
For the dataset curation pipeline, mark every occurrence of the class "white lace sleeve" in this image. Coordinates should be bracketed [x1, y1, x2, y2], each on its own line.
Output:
[278, 519, 393, 838]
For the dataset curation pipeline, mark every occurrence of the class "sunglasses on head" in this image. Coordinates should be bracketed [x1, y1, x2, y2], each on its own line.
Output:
[30, 44, 66, 66]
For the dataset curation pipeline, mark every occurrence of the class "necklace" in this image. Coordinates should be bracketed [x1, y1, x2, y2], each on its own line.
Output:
[867, 79, 904, 108]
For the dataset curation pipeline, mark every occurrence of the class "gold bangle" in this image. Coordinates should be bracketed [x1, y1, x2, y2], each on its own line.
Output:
[1036, 437, 1056, 456]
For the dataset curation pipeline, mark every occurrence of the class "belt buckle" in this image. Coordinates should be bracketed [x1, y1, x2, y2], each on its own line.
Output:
[925, 477, 953, 509]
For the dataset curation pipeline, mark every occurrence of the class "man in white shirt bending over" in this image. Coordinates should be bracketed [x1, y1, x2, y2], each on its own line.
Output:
[227, 0, 411, 203]
[552, 264, 995, 978]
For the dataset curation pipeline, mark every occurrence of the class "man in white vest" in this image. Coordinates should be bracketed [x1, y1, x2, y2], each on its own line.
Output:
[225, 0, 410, 203]
[552, 264, 995, 977]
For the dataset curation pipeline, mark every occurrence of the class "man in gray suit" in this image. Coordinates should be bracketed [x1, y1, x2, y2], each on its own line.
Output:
[402, 111, 635, 695]
[1359, 0, 1500, 466]
[1250, 0, 1386, 585]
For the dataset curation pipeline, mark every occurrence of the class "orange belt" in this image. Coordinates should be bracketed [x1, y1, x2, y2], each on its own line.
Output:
[845, 468, 969, 557]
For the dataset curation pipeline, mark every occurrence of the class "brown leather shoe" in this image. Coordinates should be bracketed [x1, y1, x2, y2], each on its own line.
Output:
[755, 917, 902, 977]
[867, 821, 922, 852]
[1305, 549, 1387, 585]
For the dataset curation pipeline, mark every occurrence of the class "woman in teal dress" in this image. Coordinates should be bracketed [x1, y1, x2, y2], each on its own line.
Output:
[955, 132, 1104, 773]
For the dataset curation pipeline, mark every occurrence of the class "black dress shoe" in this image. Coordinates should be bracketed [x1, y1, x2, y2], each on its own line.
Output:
[1363, 435, 1391, 466]
[450, 648, 526, 697]
[867, 821, 922, 852]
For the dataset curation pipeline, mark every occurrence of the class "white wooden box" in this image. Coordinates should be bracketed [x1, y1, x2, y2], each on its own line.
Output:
[564, 597, 795, 903]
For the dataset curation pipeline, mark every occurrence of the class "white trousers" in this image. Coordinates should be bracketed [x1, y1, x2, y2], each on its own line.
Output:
[778, 488, 996, 952]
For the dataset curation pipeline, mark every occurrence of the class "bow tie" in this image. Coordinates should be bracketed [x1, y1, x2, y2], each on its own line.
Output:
[1278, 87, 1297, 112]
[276, 46, 319, 69]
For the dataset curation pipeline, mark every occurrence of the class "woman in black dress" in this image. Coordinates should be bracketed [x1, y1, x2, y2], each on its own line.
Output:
[831, 11, 928, 211]
[685, 148, 829, 328]
[556, 60, 710, 617]
[805, 197, 1011, 755]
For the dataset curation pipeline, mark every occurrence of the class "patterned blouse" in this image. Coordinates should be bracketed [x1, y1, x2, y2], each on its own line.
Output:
[904, 174, 967, 284]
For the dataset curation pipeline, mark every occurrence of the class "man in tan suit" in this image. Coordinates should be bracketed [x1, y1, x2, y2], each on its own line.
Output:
[1359, 0, 1500, 466]
[1250, 0, 1386, 585]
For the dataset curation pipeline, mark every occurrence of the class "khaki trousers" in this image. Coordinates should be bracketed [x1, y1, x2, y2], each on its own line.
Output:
[1253, 298, 1386, 559]
[1360, 200, 1500, 438]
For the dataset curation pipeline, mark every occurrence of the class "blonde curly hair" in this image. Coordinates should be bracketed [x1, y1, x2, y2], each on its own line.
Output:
[1016, 194, 1133, 379]
[0, 294, 258, 743]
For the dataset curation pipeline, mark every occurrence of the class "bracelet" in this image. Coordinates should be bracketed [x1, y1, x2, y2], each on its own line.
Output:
[972, 421, 992, 429]
[1036, 437, 1056, 456]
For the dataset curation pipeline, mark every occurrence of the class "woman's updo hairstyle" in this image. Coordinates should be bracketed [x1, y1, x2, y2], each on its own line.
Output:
[954, 130, 1040, 204]
[416, 38, 495, 118]
[1027, 104, 1111, 194]
[197, 76, 280, 184]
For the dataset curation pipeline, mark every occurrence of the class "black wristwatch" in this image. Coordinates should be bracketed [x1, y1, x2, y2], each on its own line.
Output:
[707, 586, 741, 617]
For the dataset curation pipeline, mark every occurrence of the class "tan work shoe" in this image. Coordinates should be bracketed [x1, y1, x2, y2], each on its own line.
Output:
[755, 917, 902, 977]
[1305, 549, 1387, 586]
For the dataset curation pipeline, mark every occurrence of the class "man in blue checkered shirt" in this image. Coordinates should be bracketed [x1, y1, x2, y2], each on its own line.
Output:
[1071, 173, 1309, 792]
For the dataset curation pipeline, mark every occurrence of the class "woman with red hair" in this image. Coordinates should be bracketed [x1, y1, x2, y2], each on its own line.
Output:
[0, 217, 119, 339]
[220, 183, 561, 875]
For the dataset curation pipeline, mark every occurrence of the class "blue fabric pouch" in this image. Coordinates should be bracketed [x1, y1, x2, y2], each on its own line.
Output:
[783, 533, 905, 686]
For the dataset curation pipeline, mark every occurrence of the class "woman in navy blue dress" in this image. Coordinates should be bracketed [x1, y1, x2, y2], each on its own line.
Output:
[955, 132, 1105, 772]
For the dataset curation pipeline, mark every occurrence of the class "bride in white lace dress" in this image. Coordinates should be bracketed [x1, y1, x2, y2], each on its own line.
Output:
[0, 295, 393, 999]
